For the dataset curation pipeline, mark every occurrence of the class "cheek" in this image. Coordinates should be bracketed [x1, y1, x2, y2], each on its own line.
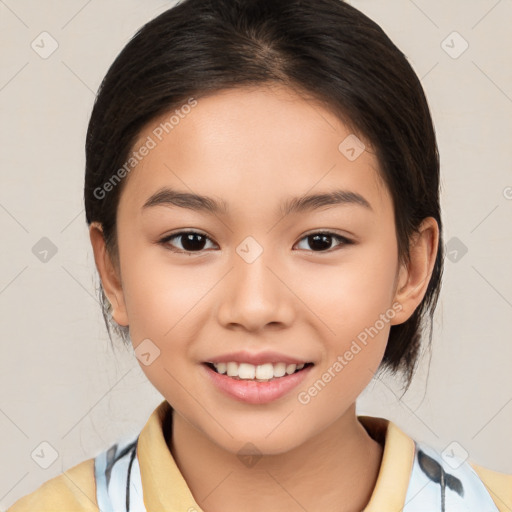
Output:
[120, 244, 214, 338]
[118, 249, 212, 400]
[293, 235, 398, 408]
[296, 238, 398, 339]
[295, 255, 396, 412]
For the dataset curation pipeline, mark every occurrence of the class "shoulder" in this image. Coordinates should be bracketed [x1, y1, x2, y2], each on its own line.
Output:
[470, 461, 512, 512]
[6, 457, 98, 512]
[405, 439, 512, 512]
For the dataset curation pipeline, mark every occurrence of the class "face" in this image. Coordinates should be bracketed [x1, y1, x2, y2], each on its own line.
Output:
[95, 84, 415, 455]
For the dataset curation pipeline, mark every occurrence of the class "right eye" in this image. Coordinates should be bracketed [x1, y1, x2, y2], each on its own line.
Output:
[294, 231, 354, 253]
[159, 231, 218, 254]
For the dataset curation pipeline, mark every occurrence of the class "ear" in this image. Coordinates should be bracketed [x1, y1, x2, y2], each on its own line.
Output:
[390, 217, 439, 325]
[89, 222, 129, 326]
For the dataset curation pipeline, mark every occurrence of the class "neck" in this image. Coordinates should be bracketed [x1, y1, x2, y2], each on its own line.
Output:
[166, 404, 384, 512]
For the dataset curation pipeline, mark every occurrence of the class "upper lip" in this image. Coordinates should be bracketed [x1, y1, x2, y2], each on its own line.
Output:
[205, 350, 312, 366]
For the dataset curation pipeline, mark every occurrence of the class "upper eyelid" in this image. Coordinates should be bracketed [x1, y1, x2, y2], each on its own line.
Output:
[161, 230, 214, 242]
[161, 229, 351, 240]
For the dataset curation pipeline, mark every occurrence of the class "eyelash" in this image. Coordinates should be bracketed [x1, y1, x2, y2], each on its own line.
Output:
[158, 230, 353, 255]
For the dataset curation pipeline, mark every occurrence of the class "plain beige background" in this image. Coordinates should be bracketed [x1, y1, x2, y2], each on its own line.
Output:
[1, 0, 511, 508]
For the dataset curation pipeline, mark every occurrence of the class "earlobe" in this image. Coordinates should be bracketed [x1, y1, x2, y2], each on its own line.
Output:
[390, 217, 439, 325]
[89, 222, 129, 326]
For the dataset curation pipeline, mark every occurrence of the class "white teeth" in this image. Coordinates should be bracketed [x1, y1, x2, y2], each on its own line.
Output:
[216, 362, 227, 374]
[273, 362, 286, 377]
[255, 363, 274, 380]
[238, 363, 255, 379]
[211, 361, 308, 380]
[286, 364, 297, 375]
[226, 362, 238, 377]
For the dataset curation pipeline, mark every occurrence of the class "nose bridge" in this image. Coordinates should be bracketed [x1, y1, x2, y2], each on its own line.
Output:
[216, 237, 294, 330]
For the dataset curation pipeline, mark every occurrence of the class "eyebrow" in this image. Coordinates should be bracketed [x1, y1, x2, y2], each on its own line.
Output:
[141, 186, 372, 217]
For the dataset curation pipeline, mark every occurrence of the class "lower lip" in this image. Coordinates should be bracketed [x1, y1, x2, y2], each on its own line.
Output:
[202, 363, 313, 405]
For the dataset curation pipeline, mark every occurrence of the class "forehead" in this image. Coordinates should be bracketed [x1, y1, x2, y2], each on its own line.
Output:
[118, 85, 390, 220]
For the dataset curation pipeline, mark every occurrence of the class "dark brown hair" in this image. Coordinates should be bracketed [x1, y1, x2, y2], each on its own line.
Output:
[84, 0, 444, 393]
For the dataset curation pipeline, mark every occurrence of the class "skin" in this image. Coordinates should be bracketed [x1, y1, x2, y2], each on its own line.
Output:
[90, 83, 439, 512]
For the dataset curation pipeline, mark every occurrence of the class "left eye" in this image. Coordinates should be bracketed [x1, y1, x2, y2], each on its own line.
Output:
[159, 231, 352, 254]
[295, 232, 352, 252]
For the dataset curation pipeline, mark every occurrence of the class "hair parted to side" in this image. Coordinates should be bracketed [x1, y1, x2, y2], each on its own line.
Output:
[84, 0, 444, 393]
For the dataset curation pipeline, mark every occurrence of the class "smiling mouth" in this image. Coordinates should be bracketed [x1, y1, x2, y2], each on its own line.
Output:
[204, 361, 314, 382]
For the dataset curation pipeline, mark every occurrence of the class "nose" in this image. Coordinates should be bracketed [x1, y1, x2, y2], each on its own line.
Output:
[216, 248, 295, 332]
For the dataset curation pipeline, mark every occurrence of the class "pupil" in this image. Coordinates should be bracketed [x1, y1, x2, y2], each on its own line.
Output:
[182, 233, 206, 251]
[309, 234, 331, 251]
[181, 234, 333, 252]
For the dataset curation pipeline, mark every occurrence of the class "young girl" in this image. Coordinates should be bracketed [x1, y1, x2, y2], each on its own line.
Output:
[8, 0, 511, 510]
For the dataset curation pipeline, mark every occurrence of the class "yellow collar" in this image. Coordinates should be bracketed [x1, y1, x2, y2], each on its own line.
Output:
[136, 400, 416, 512]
